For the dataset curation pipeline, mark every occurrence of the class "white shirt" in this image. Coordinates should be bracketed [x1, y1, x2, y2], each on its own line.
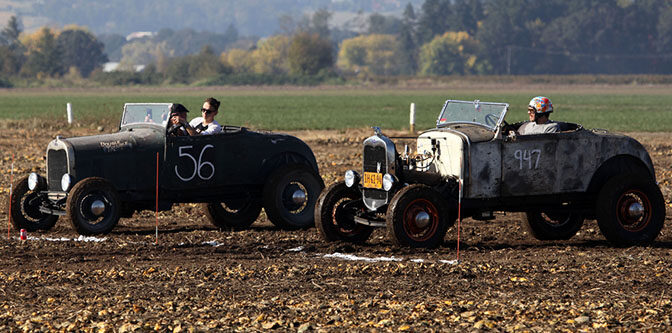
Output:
[189, 117, 222, 135]
[518, 121, 560, 135]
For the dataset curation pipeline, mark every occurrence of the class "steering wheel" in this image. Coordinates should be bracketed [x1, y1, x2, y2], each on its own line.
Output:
[484, 113, 499, 127]
[167, 122, 185, 136]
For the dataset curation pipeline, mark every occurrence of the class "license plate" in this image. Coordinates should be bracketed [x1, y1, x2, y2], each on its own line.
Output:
[363, 172, 383, 189]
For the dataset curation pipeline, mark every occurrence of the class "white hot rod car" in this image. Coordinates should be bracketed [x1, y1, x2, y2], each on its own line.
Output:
[315, 99, 665, 248]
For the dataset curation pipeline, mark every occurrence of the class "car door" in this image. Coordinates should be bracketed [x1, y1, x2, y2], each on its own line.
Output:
[164, 130, 265, 192]
[501, 131, 595, 197]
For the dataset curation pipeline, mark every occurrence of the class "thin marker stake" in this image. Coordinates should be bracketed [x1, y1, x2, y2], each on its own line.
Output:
[8, 153, 14, 240]
[155, 152, 159, 245]
[457, 179, 462, 262]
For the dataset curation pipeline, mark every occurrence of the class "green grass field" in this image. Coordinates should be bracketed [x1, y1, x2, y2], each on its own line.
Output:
[1, 86, 671, 132]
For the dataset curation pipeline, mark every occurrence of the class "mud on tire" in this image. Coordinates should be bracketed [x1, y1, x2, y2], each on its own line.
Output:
[10, 175, 58, 232]
[524, 211, 584, 240]
[315, 182, 373, 244]
[263, 164, 325, 230]
[66, 177, 121, 236]
[386, 184, 452, 248]
[203, 196, 262, 231]
[596, 173, 665, 246]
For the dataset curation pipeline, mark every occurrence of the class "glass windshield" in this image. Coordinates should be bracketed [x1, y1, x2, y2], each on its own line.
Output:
[121, 103, 172, 127]
[436, 100, 509, 131]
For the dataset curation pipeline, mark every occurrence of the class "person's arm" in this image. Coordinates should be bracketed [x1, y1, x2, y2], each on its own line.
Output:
[180, 118, 198, 135]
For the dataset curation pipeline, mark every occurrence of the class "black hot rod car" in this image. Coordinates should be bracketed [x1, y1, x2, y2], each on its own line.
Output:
[11, 103, 324, 235]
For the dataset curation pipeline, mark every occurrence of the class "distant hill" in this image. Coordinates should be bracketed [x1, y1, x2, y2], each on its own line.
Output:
[0, 0, 424, 37]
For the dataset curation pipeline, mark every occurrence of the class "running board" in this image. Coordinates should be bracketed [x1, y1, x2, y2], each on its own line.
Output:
[354, 216, 386, 227]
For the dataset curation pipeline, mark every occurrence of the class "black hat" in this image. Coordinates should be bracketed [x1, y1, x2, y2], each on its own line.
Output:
[171, 103, 189, 115]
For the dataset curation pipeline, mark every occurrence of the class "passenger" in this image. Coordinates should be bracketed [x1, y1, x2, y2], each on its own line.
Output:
[168, 103, 197, 136]
[518, 96, 560, 135]
[189, 97, 223, 135]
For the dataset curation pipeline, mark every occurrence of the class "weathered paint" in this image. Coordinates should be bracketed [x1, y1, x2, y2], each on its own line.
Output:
[414, 125, 654, 200]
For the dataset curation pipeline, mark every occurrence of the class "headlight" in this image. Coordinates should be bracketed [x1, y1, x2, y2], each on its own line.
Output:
[28, 173, 40, 190]
[344, 170, 360, 187]
[382, 173, 395, 191]
[61, 174, 72, 192]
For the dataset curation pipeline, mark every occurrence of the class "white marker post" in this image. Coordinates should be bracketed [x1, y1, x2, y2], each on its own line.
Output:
[66, 103, 73, 125]
[409, 103, 416, 134]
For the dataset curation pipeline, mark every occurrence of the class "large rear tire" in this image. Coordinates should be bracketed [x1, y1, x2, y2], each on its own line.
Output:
[203, 196, 262, 231]
[596, 174, 665, 246]
[263, 164, 324, 230]
[315, 182, 373, 244]
[386, 184, 452, 248]
[524, 211, 584, 240]
[10, 175, 58, 232]
[66, 177, 121, 235]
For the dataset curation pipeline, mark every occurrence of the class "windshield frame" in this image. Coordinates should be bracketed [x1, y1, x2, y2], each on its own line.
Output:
[121, 103, 173, 129]
[435, 99, 509, 132]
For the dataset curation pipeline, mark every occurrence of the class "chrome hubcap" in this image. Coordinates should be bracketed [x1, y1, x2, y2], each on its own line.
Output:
[90, 200, 106, 216]
[415, 211, 430, 228]
[627, 202, 644, 218]
[292, 189, 307, 205]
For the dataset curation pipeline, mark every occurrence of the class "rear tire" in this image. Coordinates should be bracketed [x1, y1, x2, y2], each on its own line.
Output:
[315, 182, 373, 243]
[10, 175, 58, 231]
[66, 177, 121, 235]
[524, 211, 584, 240]
[263, 164, 324, 230]
[203, 196, 262, 231]
[596, 174, 665, 246]
[386, 184, 452, 248]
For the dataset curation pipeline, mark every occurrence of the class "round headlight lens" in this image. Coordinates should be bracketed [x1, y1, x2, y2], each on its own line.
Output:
[344, 170, 358, 187]
[61, 174, 72, 192]
[28, 173, 39, 191]
[382, 173, 395, 191]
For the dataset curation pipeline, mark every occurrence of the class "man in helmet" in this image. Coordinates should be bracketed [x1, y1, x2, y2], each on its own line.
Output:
[518, 96, 560, 135]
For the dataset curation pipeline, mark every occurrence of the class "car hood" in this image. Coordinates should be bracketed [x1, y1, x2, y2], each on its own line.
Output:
[59, 127, 163, 154]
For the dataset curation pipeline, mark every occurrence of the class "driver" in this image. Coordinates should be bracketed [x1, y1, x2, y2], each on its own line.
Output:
[518, 96, 560, 135]
[168, 103, 198, 136]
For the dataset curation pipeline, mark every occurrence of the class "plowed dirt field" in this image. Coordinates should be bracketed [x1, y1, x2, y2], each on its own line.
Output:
[1, 127, 671, 331]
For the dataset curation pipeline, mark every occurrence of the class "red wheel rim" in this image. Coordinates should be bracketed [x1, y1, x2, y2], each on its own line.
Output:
[402, 198, 439, 242]
[616, 189, 651, 232]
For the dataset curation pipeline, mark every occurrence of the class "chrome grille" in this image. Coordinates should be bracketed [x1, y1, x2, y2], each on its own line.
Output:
[47, 149, 68, 191]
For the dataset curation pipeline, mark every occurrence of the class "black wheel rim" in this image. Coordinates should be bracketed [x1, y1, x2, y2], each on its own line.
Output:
[78, 191, 112, 225]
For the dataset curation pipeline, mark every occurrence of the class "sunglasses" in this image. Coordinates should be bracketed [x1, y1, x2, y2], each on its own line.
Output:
[201, 108, 216, 114]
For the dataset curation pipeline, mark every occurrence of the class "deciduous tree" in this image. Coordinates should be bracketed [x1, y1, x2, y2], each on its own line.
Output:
[288, 32, 333, 75]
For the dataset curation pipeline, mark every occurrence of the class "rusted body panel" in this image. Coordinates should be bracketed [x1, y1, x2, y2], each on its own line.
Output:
[500, 129, 653, 198]
[411, 125, 654, 201]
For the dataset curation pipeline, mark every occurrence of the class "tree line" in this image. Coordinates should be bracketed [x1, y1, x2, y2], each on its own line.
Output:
[2, 0, 672, 87]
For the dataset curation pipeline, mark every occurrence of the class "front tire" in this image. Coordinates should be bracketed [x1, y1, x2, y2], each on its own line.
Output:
[263, 164, 324, 230]
[10, 175, 58, 231]
[386, 184, 452, 248]
[315, 182, 373, 243]
[66, 177, 121, 235]
[203, 196, 262, 231]
[524, 211, 584, 240]
[596, 174, 665, 246]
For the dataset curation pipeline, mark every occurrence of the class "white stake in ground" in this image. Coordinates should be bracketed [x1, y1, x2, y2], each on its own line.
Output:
[410, 103, 416, 133]
[66, 103, 73, 124]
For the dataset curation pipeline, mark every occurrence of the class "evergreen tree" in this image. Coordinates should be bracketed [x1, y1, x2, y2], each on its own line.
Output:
[399, 3, 419, 74]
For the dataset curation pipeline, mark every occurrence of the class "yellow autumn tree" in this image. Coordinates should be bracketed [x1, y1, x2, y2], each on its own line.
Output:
[251, 35, 290, 74]
[337, 34, 402, 75]
[222, 49, 254, 73]
[418, 31, 485, 75]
